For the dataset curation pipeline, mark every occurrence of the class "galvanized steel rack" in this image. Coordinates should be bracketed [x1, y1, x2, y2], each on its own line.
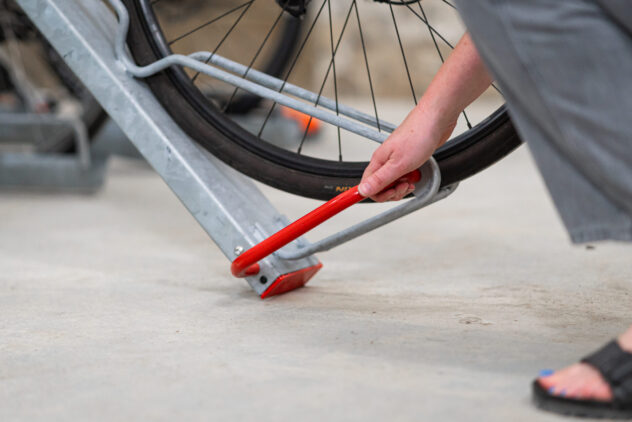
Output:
[16, 0, 455, 297]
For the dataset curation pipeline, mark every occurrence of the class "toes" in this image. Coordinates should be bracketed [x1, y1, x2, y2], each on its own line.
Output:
[564, 382, 586, 399]
[588, 381, 613, 402]
[578, 363, 613, 402]
[537, 369, 558, 390]
[538, 375, 555, 390]
[536, 363, 614, 402]
[538, 367, 582, 397]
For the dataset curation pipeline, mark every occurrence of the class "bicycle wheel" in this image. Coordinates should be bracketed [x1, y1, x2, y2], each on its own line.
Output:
[0, 0, 107, 152]
[124, 0, 522, 201]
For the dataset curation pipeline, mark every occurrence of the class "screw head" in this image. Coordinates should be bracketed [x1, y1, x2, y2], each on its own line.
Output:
[234, 246, 244, 256]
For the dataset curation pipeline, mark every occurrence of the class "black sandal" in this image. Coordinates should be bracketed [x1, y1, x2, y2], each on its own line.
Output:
[532, 340, 632, 419]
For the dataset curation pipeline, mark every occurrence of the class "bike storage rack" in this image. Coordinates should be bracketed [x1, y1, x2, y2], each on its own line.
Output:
[17, 0, 457, 298]
[0, 106, 108, 192]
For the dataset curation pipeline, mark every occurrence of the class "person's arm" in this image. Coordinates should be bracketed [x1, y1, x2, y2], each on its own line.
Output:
[358, 33, 493, 202]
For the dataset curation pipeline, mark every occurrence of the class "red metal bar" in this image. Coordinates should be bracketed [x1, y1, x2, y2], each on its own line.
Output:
[231, 169, 422, 278]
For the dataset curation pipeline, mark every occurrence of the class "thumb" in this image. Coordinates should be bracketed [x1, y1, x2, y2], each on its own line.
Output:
[358, 161, 401, 197]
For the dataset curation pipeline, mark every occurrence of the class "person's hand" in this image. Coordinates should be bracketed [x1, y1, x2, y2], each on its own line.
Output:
[358, 107, 456, 202]
[357, 33, 492, 202]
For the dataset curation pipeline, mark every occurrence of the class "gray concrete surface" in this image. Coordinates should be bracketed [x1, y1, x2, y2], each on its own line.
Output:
[1, 130, 630, 421]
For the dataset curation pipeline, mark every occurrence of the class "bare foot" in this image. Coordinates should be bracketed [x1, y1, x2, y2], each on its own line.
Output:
[537, 326, 632, 401]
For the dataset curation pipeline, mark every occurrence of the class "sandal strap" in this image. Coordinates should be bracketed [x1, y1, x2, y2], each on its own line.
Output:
[613, 378, 632, 407]
[582, 340, 632, 404]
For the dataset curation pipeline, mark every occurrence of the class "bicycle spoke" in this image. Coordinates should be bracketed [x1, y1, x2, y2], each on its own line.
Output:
[222, 2, 289, 112]
[147, 0, 507, 168]
[134, 0, 517, 201]
[326, 0, 342, 161]
[389, 4, 417, 105]
[354, 0, 381, 132]
[295, 117, 314, 154]
[296, 1, 355, 155]
[404, 4, 454, 49]
[191, 0, 256, 83]
[407, 3, 502, 96]
[440, 0, 457, 10]
[418, 3, 472, 129]
[258, 0, 328, 139]
[168, 2, 253, 46]
[418, 4, 445, 63]
[197, 79, 222, 105]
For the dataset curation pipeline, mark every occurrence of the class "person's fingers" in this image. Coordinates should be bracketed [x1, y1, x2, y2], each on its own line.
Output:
[378, 183, 415, 202]
[391, 182, 411, 201]
[372, 188, 396, 203]
[359, 150, 390, 197]
[369, 178, 417, 202]
[401, 183, 416, 198]
[361, 144, 391, 179]
[362, 151, 386, 179]
[391, 181, 410, 201]
[358, 161, 403, 197]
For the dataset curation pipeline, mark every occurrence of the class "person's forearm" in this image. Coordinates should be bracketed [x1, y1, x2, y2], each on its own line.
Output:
[410, 33, 493, 146]
[358, 33, 493, 200]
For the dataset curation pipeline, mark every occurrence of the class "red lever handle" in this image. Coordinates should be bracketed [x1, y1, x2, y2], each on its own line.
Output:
[231, 169, 422, 278]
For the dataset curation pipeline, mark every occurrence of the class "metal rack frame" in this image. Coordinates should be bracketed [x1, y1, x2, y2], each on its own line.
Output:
[16, 0, 456, 297]
[0, 112, 108, 192]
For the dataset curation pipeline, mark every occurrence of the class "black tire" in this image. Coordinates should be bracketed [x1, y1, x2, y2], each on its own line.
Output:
[124, 0, 523, 201]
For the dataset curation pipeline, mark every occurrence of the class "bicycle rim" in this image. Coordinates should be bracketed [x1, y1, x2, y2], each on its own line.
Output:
[124, 0, 522, 199]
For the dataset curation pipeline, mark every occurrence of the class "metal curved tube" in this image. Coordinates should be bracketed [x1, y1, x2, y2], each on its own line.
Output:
[107, 0, 393, 143]
[275, 157, 446, 260]
[230, 168, 424, 278]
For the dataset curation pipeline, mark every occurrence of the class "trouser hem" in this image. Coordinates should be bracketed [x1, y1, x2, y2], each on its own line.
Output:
[569, 223, 632, 244]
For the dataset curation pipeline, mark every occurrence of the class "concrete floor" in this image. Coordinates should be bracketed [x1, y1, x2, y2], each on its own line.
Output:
[1, 126, 630, 421]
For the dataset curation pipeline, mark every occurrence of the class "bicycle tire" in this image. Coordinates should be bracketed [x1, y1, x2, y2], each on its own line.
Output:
[124, 0, 523, 201]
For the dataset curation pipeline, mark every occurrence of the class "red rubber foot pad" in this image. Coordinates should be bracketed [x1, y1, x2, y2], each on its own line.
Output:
[260, 262, 323, 299]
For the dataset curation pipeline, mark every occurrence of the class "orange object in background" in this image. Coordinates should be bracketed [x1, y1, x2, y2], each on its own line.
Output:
[280, 106, 322, 136]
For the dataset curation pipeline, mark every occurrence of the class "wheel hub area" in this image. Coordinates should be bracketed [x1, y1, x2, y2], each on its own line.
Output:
[275, 0, 311, 18]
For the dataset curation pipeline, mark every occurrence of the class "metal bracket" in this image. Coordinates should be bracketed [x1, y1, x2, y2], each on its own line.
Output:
[17, 0, 459, 297]
[278, 185, 456, 259]
[16, 0, 321, 297]
[106, 0, 396, 144]
[277, 159, 456, 260]
[229, 158, 453, 279]
[0, 112, 91, 168]
[0, 111, 107, 192]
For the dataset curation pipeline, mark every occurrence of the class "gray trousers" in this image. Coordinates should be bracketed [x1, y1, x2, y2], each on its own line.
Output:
[453, 0, 632, 243]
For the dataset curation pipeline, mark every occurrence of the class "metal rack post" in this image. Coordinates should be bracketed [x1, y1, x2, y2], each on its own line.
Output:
[16, 0, 321, 297]
[17, 0, 457, 298]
